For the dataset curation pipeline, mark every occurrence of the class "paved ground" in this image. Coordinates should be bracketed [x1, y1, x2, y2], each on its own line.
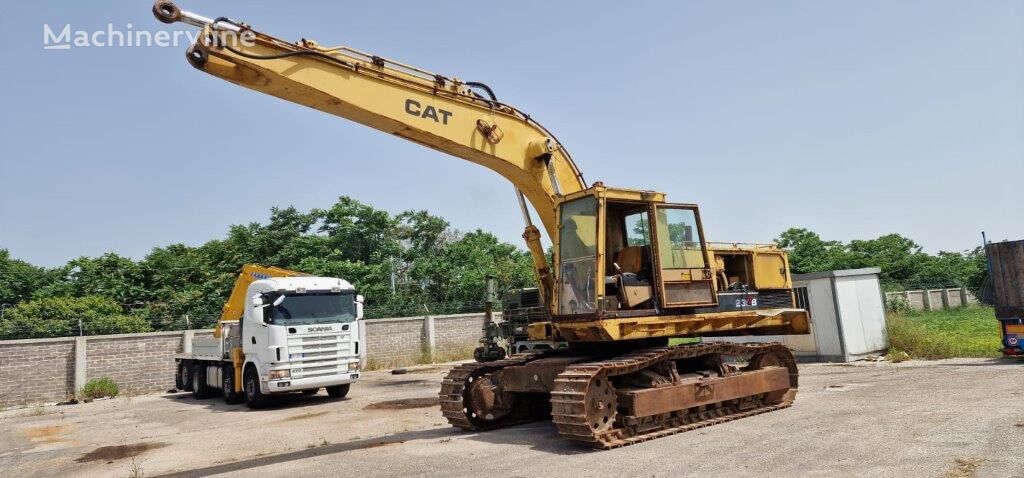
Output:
[2, 358, 1023, 478]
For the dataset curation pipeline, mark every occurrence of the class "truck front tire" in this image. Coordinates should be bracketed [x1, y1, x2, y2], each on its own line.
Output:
[222, 365, 244, 404]
[326, 384, 350, 399]
[243, 366, 269, 408]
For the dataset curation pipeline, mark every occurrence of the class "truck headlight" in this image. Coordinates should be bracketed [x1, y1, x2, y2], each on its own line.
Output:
[268, 369, 291, 380]
[348, 362, 359, 372]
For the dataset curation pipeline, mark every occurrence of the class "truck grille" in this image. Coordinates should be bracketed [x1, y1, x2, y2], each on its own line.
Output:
[286, 331, 352, 378]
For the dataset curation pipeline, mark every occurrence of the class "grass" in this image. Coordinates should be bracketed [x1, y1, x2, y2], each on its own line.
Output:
[80, 377, 119, 400]
[668, 337, 700, 346]
[887, 306, 1001, 360]
[363, 345, 478, 371]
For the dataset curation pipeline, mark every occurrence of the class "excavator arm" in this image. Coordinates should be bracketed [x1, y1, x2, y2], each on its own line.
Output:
[153, 1, 585, 234]
[153, 1, 582, 301]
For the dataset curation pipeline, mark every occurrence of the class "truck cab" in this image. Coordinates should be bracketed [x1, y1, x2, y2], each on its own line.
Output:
[243, 275, 363, 397]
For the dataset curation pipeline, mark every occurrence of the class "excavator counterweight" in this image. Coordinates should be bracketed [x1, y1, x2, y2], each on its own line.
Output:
[154, 2, 809, 447]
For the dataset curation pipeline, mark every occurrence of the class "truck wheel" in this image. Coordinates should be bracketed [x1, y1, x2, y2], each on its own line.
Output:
[326, 384, 350, 398]
[180, 361, 193, 392]
[191, 365, 211, 399]
[243, 366, 269, 409]
[175, 362, 186, 391]
[222, 365, 244, 404]
[301, 388, 319, 396]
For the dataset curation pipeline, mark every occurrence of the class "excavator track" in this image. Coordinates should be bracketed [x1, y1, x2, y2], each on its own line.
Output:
[439, 351, 551, 430]
[551, 342, 798, 449]
[440, 342, 798, 449]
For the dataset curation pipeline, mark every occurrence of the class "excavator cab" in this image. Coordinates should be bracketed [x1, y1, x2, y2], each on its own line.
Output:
[552, 185, 718, 319]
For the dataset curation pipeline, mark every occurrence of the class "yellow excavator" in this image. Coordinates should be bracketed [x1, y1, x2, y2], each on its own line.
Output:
[154, 2, 809, 447]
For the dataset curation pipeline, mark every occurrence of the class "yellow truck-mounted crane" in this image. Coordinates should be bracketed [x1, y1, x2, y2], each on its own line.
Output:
[154, 2, 809, 447]
[175, 264, 364, 407]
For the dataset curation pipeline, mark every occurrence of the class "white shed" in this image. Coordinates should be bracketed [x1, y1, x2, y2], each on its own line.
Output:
[705, 268, 889, 362]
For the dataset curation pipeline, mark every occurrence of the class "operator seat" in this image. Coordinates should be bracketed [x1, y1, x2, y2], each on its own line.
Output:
[614, 246, 654, 308]
[616, 246, 649, 275]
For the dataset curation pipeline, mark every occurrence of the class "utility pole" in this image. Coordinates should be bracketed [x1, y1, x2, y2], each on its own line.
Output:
[390, 257, 397, 294]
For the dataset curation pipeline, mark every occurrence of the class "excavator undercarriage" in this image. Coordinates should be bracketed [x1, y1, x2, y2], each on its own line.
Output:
[441, 342, 797, 448]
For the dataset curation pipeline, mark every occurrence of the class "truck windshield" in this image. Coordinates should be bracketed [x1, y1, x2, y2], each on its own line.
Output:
[265, 292, 357, 325]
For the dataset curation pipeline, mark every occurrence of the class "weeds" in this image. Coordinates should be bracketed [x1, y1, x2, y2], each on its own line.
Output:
[80, 377, 119, 400]
[126, 457, 144, 478]
[431, 345, 476, 364]
[363, 345, 475, 371]
[307, 435, 330, 448]
[887, 306, 1001, 360]
[885, 296, 913, 315]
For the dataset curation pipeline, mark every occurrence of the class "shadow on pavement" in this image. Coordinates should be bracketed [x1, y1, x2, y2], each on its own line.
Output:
[154, 420, 592, 477]
[933, 357, 1021, 367]
[456, 421, 592, 456]
[159, 391, 350, 413]
[153, 427, 456, 478]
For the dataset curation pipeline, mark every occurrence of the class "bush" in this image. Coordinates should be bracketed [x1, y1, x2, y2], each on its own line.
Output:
[87, 315, 152, 336]
[80, 377, 119, 399]
[885, 296, 912, 315]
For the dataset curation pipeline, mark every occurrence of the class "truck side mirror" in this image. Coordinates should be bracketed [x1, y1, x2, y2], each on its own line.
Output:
[356, 295, 365, 304]
[251, 294, 264, 307]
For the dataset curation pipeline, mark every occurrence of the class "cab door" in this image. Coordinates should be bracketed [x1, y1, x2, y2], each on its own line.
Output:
[649, 204, 717, 308]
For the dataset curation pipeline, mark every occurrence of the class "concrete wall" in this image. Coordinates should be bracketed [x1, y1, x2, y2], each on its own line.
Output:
[0, 338, 75, 406]
[0, 312, 488, 408]
[885, 288, 977, 311]
[360, 312, 489, 367]
[85, 332, 186, 395]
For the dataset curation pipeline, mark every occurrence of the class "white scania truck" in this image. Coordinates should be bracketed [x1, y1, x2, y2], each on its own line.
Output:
[174, 265, 363, 407]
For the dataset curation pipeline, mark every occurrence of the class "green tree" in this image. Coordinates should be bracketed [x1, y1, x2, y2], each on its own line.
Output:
[0, 249, 58, 305]
[39, 253, 149, 306]
[412, 230, 533, 312]
[774, 228, 852, 274]
[0, 296, 150, 339]
[775, 228, 987, 293]
[0, 196, 538, 331]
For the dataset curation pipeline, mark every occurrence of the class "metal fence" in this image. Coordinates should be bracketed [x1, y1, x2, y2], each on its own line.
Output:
[0, 300, 493, 341]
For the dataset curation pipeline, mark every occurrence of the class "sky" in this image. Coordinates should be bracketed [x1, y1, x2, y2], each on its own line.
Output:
[1, 1, 1021, 267]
